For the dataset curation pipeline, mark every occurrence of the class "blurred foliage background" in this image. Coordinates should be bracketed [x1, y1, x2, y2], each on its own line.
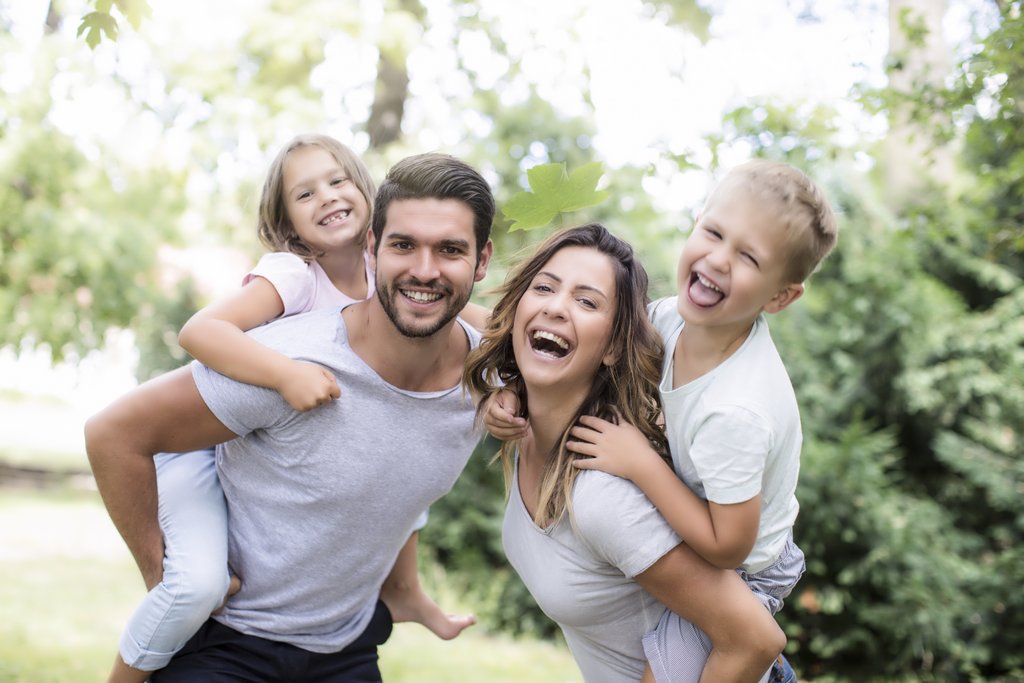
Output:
[1, 0, 1022, 680]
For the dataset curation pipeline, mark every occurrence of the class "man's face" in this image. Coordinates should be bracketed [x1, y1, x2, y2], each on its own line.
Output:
[368, 198, 492, 338]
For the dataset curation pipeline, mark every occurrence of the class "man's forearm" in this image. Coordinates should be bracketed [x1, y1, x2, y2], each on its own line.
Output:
[83, 366, 237, 589]
[85, 407, 166, 588]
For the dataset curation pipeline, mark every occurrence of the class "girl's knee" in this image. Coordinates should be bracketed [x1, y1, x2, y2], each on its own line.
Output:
[161, 561, 230, 615]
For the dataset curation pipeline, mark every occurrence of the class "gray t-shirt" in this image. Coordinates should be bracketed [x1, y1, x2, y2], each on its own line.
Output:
[502, 458, 682, 683]
[191, 306, 481, 652]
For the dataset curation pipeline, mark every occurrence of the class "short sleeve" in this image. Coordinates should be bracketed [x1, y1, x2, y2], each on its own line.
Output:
[190, 360, 293, 437]
[572, 471, 681, 578]
[689, 408, 772, 504]
[243, 252, 316, 317]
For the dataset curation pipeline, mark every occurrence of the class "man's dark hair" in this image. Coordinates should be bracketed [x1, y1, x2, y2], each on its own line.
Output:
[372, 153, 495, 257]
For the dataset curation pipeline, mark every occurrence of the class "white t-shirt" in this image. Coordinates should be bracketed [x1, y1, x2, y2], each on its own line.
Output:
[503, 458, 681, 683]
[649, 297, 801, 573]
[243, 251, 375, 317]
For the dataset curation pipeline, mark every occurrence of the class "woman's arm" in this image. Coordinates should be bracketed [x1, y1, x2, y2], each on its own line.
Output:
[634, 542, 784, 683]
[569, 417, 759, 568]
[179, 277, 339, 411]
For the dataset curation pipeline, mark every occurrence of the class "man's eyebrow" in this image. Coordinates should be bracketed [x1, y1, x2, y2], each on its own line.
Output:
[439, 238, 472, 251]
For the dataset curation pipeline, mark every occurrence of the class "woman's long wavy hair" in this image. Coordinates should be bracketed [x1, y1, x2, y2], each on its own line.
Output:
[464, 223, 668, 526]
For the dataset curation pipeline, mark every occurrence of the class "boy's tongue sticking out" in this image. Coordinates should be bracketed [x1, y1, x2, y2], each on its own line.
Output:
[689, 273, 724, 307]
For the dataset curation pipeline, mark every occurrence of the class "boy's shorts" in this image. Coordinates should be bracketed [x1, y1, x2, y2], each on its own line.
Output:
[642, 534, 805, 683]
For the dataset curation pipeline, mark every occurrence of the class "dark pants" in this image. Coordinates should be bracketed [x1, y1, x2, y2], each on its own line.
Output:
[151, 601, 393, 683]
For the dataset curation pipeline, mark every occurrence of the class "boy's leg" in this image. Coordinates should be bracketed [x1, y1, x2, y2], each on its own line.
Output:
[117, 450, 230, 674]
[636, 543, 784, 683]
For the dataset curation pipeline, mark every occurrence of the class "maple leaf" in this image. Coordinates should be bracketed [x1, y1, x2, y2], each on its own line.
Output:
[77, 12, 119, 49]
[502, 161, 609, 232]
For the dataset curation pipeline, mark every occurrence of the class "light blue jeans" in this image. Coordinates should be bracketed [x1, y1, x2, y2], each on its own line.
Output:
[119, 449, 230, 671]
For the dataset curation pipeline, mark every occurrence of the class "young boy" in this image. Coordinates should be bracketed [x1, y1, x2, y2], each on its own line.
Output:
[487, 159, 838, 682]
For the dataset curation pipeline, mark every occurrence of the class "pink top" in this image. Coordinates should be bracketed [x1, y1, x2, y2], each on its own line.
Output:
[243, 252, 375, 317]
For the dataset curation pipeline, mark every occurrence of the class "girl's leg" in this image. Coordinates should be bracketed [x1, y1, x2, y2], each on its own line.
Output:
[116, 450, 230, 676]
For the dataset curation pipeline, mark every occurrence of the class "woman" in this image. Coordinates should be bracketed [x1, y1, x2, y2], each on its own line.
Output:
[464, 224, 787, 683]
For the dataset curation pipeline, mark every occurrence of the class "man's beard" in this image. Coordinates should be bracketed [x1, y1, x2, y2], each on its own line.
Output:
[376, 276, 469, 338]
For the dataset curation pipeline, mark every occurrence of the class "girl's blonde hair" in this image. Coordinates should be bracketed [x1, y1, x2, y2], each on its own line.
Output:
[464, 224, 668, 526]
[257, 134, 376, 261]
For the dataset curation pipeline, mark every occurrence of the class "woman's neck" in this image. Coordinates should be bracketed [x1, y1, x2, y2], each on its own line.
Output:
[521, 387, 587, 462]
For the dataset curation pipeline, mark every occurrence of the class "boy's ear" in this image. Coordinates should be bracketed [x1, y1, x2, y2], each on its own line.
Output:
[763, 282, 804, 314]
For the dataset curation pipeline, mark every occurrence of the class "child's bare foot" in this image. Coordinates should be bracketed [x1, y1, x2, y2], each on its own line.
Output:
[382, 585, 476, 640]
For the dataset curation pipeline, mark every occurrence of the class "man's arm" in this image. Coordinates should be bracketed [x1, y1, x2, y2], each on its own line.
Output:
[84, 365, 238, 589]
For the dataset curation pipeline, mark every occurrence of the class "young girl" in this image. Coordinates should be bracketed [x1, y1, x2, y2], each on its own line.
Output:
[109, 134, 475, 683]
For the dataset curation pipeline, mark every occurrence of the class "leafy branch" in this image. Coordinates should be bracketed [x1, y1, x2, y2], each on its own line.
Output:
[501, 161, 609, 232]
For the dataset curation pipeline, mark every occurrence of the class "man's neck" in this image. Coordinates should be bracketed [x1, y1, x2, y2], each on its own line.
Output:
[342, 300, 468, 392]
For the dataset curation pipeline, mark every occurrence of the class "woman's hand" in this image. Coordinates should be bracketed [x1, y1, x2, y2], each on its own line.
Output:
[482, 389, 529, 441]
[568, 415, 670, 484]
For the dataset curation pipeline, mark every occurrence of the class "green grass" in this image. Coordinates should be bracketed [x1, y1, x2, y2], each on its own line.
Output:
[0, 488, 582, 683]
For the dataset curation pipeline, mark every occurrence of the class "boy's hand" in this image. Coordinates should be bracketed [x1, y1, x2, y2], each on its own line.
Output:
[482, 389, 529, 441]
[568, 415, 668, 483]
[278, 360, 341, 411]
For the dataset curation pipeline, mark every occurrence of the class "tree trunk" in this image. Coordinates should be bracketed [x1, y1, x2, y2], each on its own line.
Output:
[884, 0, 953, 203]
[367, 0, 425, 150]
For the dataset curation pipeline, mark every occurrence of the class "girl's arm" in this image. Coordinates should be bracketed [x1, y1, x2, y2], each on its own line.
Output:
[458, 301, 491, 332]
[634, 542, 784, 683]
[179, 277, 339, 411]
[569, 416, 759, 569]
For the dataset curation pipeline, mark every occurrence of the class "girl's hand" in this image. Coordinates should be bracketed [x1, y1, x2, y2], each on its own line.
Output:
[278, 360, 341, 411]
[482, 389, 529, 441]
[568, 415, 668, 483]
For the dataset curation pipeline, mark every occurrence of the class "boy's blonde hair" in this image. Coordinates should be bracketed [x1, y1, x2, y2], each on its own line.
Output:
[707, 159, 838, 283]
[257, 134, 376, 261]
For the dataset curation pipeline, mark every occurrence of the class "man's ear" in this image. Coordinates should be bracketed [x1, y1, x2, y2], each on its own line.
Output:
[475, 240, 494, 282]
[366, 228, 377, 268]
[763, 282, 804, 314]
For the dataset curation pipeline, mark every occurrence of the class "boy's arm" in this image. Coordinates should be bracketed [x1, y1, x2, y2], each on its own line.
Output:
[179, 277, 339, 411]
[84, 366, 239, 589]
[635, 542, 784, 681]
[569, 416, 759, 569]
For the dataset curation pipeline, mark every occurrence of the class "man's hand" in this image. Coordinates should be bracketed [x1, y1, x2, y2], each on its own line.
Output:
[482, 389, 529, 441]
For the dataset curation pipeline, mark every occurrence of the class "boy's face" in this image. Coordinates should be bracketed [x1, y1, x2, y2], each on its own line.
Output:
[676, 191, 803, 333]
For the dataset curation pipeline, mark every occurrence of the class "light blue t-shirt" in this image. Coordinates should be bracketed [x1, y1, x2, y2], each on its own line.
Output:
[192, 306, 481, 652]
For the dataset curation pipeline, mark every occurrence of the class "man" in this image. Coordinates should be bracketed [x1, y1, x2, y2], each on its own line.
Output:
[85, 152, 495, 681]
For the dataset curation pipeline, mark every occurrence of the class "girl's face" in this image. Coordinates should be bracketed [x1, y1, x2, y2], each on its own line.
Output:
[512, 246, 618, 400]
[282, 146, 370, 255]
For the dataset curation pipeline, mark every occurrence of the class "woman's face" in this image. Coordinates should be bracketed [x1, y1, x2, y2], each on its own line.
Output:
[512, 246, 619, 399]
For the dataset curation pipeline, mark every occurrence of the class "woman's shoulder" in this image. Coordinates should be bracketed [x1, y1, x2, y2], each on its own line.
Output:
[573, 471, 659, 530]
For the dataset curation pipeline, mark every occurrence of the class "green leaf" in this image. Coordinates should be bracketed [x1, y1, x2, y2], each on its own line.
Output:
[502, 161, 608, 232]
[114, 0, 153, 30]
[76, 12, 119, 49]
